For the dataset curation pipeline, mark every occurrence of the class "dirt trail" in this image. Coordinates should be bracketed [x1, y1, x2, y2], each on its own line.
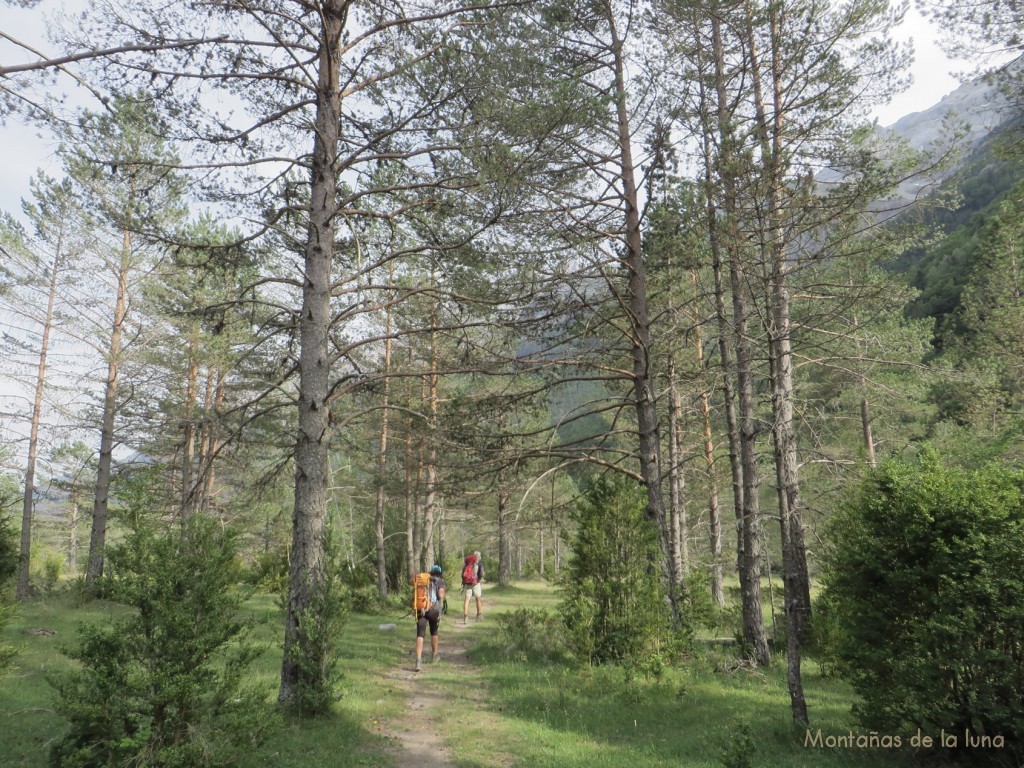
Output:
[376, 613, 482, 768]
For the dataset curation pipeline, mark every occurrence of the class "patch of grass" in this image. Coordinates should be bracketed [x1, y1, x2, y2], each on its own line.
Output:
[0, 592, 412, 768]
[0, 578, 918, 768]
[447, 580, 911, 768]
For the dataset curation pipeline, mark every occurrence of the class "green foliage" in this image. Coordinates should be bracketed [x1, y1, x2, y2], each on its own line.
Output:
[245, 547, 289, 594]
[719, 720, 757, 768]
[48, 518, 272, 768]
[682, 566, 718, 632]
[558, 475, 669, 666]
[0, 602, 15, 680]
[805, 591, 843, 677]
[279, 531, 349, 718]
[109, 463, 174, 530]
[38, 550, 64, 596]
[0, 512, 17, 590]
[821, 454, 1024, 761]
[0, 514, 16, 673]
[494, 607, 567, 662]
[899, 149, 1024, 328]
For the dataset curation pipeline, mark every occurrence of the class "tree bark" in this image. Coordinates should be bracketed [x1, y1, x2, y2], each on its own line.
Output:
[375, 282, 393, 597]
[198, 367, 225, 518]
[180, 349, 198, 520]
[87, 227, 130, 587]
[419, 313, 438, 570]
[605, 8, 680, 621]
[692, 268, 725, 607]
[709, 13, 770, 666]
[405, 345, 417, 579]
[16, 244, 62, 600]
[666, 358, 688, 585]
[497, 489, 511, 585]
[745, 0, 809, 719]
[279, 0, 345, 706]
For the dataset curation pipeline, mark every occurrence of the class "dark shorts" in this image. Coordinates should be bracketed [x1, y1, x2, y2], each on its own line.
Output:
[416, 607, 441, 638]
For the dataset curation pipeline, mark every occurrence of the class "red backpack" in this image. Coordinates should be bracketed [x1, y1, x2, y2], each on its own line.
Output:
[462, 555, 479, 586]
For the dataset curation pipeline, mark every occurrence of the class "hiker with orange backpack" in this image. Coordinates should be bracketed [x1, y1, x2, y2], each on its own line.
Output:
[411, 564, 446, 672]
[461, 551, 484, 623]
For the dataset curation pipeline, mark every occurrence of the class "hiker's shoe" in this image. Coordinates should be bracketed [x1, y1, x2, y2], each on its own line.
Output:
[431, 652, 440, 664]
[463, 616, 468, 625]
[476, 614, 483, 621]
[415, 658, 422, 672]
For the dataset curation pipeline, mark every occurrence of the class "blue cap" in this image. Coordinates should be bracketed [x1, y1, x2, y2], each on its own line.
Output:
[430, 564, 443, 574]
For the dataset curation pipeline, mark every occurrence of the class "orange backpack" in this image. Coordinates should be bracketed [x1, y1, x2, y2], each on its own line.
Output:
[411, 572, 437, 613]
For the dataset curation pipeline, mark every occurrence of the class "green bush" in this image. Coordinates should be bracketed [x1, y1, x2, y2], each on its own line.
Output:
[821, 454, 1024, 762]
[0, 514, 19, 676]
[0, 602, 15, 679]
[48, 518, 272, 768]
[0, 513, 17, 590]
[278, 530, 348, 717]
[495, 607, 566, 662]
[245, 547, 289, 593]
[719, 720, 756, 768]
[559, 475, 669, 666]
[40, 550, 64, 595]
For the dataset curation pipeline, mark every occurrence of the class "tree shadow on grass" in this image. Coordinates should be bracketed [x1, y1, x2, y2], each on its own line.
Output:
[462, 652, 915, 768]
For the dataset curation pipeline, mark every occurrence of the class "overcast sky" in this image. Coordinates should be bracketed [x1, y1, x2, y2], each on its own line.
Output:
[0, 5, 975, 219]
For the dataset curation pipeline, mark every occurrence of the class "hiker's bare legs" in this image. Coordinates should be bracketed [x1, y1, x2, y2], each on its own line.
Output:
[415, 635, 425, 664]
[463, 582, 482, 620]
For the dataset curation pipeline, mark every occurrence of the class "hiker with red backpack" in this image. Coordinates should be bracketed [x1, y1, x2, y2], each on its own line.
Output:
[461, 551, 484, 623]
[411, 564, 446, 672]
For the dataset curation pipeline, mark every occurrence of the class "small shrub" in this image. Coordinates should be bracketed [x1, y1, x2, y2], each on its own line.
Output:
[683, 566, 717, 631]
[719, 720, 756, 768]
[279, 531, 348, 717]
[0, 513, 18, 590]
[48, 518, 272, 768]
[42, 550, 63, 595]
[0, 602, 15, 679]
[495, 607, 565, 662]
[246, 547, 288, 593]
[805, 592, 843, 677]
[559, 475, 670, 666]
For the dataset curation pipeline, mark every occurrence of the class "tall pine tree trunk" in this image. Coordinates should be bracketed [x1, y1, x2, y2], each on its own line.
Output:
[606, 10, 680, 621]
[692, 270, 725, 607]
[198, 367, 225, 518]
[497, 489, 511, 585]
[745, 0, 809, 719]
[374, 303, 393, 597]
[404, 346, 418, 579]
[708, 13, 769, 665]
[279, 0, 344, 705]
[87, 230, 130, 587]
[180, 348, 199, 520]
[420, 314, 438, 570]
[16, 247, 62, 600]
[729, 240, 771, 668]
[666, 358, 688, 584]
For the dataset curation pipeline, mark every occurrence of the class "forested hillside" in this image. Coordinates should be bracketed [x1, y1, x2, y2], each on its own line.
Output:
[1, 0, 1023, 766]
[896, 130, 1024, 331]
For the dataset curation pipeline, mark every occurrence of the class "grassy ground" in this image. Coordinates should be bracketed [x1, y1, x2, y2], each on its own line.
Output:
[1, 579, 912, 768]
[441, 581, 911, 768]
[0, 590, 412, 768]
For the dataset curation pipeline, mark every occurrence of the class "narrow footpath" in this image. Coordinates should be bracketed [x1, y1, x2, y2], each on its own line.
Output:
[374, 609, 486, 768]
